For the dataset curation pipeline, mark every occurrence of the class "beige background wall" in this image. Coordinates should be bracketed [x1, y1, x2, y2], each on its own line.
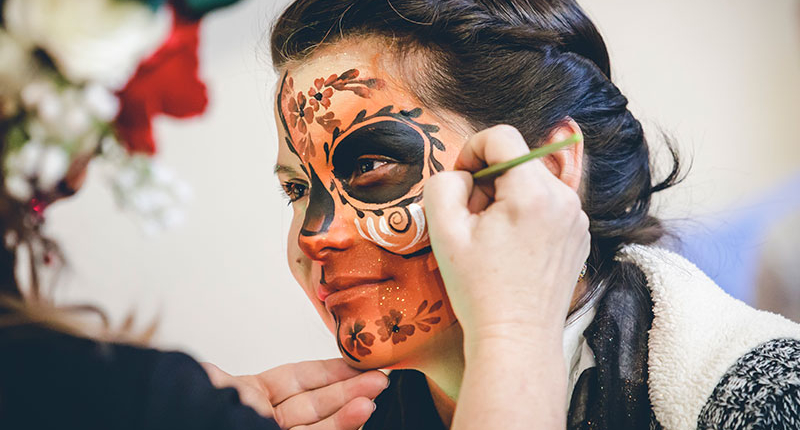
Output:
[45, 0, 800, 374]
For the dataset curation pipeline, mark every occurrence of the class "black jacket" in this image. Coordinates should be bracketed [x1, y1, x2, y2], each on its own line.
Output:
[0, 326, 281, 430]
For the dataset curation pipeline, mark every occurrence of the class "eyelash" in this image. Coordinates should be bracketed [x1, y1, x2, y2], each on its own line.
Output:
[279, 156, 396, 203]
[355, 157, 390, 175]
[280, 181, 308, 203]
[353, 154, 402, 180]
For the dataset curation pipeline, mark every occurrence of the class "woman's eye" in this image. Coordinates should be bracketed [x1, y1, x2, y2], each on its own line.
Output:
[356, 158, 389, 175]
[349, 156, 398, 187]
[281, 182, 308, 202]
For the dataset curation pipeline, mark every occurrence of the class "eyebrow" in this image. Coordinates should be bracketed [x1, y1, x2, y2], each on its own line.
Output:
[273, 164, 299, 176]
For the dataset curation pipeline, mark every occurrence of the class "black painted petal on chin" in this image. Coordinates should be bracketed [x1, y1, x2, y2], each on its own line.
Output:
[333, 313, 361, 363]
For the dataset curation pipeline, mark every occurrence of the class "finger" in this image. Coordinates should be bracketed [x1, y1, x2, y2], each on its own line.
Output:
[467, 182, 493, 213]
[201, 362, 231, 387]
[492, 157, 568, 208]
[454, 124, 530, 172]
[200, 365, 276, 418]
[290, 397, 376, 430]
[236, 383, 276, 418]
[576, 210, 592, 260]
[455, 125, 559, 206]
[424, 171, 474, 248]
[275, 370, 387, 428]
[258, 358, 366, 406]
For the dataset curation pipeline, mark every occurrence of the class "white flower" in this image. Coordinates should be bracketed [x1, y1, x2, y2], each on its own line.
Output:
[131, 189, 160, 214]
[173, 181, 193, 202]
[4, 173, 33, 201]
[36, 145, 69, 190]
[150, 163, 176, 185]
[161, 208, 185, 229]
[106, 155, 191, 233]
[3, 140, 70, 198]
[25, 118, 48, 142]
[63, 106, 92, 138]
[36, 90, 63, 124]
[3, 0, 171, 89]
[20, 80, 53, 110]
[14, 139, 46, 178]
[82, 83, 119, 121]
[114, 167, 140, 193]
[0, 29, 31, 106]
[20, 80, 111, 143]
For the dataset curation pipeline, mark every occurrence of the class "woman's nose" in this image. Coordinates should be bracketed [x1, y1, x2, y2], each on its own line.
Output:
[297, 164, 355, 260]
[298, 222, 355, 261]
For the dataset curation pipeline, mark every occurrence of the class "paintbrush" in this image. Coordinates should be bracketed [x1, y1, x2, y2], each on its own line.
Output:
[471, 134, 580, 181]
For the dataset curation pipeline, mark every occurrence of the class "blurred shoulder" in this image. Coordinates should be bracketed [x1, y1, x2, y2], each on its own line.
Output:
[698, 338, 800, 429]
[618, 245, 800, 430]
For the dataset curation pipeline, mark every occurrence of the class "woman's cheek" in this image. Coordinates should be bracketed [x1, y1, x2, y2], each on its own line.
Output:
[287, 205, 313, 297]
[286, 203, 335, 332]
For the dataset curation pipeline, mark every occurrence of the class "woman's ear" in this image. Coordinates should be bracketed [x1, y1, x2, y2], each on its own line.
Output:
[540, 118, 584, 192]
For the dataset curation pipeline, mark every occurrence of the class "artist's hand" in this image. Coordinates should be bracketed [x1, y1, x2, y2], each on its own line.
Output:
[424, 124, 590, 349]
[202, 359, 388, 430]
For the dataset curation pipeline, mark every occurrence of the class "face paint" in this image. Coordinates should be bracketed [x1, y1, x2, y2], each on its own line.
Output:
[275, 58, 466, 369]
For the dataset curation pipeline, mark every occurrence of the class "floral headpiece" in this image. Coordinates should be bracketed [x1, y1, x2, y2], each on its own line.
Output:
[0, 0, 240, 234]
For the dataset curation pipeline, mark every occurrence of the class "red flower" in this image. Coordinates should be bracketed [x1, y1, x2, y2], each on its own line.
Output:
[286, 91, 316, 160]
[376, 309, 416, 344]
[308, 78, 333, 111]
[316, 112, 341, 134]
[288, 91, 315, 134]
[412, 300, 443, 332]
[115, 10, 208, 154]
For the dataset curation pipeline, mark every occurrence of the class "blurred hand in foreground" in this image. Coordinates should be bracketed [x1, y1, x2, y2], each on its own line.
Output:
[202, 359, 387, 430]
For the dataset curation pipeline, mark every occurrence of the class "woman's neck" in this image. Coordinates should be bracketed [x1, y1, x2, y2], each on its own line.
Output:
[396, 278, 591, 427]
[399, 323, 465, 427]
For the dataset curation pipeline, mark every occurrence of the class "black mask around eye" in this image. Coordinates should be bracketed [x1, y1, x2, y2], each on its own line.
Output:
[331, 120, 425, 204]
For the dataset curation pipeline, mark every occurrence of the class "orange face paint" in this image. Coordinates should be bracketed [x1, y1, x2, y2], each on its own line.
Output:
[276, 62, 464, 369]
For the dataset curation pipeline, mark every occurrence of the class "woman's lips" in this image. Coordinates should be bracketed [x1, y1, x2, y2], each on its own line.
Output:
[317, 275, 391, 306]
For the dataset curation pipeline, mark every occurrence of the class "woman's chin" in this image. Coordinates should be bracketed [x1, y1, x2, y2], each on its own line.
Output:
[337, 342, 414, 370]
[340, 354, 388, 370]
[328, 291, 458, 369]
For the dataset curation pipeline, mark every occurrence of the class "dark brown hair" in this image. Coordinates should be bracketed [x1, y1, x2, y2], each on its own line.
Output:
[271, 0, 682, 311]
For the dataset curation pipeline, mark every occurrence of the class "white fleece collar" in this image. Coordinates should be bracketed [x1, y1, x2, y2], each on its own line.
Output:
[562, 305, 596, 406]
[619, 245, 800, 430]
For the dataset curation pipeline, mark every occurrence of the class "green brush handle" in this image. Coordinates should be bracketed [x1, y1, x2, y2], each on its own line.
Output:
[471, 134, 580, 181]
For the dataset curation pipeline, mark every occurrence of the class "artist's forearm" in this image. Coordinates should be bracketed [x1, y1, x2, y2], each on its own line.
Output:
[452, 333, 567, 430]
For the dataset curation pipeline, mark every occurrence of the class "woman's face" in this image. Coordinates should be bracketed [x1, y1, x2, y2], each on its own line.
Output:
[274, 43, 469, 369]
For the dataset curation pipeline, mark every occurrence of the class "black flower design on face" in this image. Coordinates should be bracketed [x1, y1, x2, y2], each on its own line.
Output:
[345, 319, 376, 356]
[377, 309, 416, 344]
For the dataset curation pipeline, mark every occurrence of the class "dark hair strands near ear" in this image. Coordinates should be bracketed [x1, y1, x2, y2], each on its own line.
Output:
[271, 0, 684, 314]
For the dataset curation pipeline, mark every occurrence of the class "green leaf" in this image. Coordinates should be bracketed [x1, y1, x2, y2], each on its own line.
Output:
[124, 0, 168, 12]
[181, 0, 242, 15]
[5, 122, 28, 153]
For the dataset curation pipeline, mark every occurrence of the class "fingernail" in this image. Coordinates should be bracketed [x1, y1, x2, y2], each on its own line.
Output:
[372, 401, 377, 412]
[385, 377, 391, 388]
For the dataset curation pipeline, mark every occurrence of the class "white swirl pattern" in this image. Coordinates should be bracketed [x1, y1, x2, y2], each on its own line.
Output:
[354, 203, 428, 254]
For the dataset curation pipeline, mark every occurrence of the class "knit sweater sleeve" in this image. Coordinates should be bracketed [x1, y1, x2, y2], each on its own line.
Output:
[697, 338, 800, 430]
